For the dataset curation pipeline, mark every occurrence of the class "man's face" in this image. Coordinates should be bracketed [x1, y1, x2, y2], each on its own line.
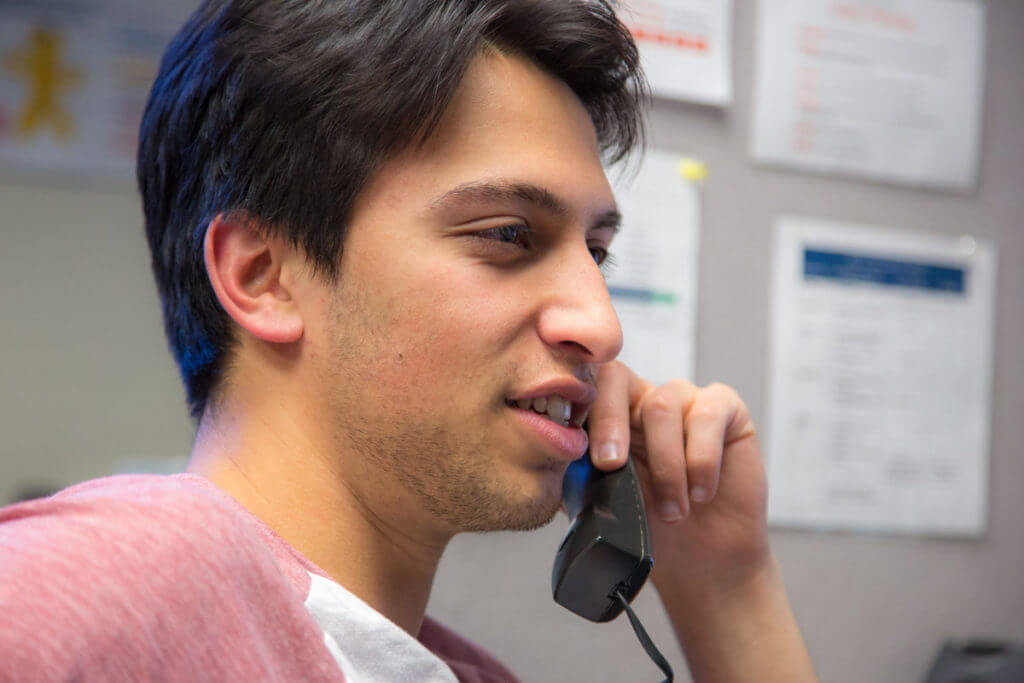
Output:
[308, 51, 623, 535]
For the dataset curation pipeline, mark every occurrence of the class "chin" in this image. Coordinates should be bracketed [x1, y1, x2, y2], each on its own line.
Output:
[349, 408, 570, 534]
[463, 466, 565, 533]
[466, 494, 562, 533]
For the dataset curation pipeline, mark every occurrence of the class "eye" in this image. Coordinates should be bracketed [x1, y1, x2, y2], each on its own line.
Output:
[478, 223, 533, 249]
[590, 245, 617, 276]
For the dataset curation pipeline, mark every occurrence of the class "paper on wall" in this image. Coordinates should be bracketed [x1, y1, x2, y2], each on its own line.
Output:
[766, 216, 996, 537]
[0, 0, 197, 180]
[750, 0, 985, 191]
[606, 150, 701, 385]
[619, 0, 733, 106]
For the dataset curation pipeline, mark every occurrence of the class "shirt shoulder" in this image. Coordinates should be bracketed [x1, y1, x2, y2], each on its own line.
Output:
[0, 473, 279, 589]
[420, 616, 521, 683]
[0, 474, 341, 682]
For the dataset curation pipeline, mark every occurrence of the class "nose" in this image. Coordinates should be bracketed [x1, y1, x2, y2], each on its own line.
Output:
[536, 243, 623, 364]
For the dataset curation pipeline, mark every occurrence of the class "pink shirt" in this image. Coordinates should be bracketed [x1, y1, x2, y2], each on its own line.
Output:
[0, 474, 518, 682]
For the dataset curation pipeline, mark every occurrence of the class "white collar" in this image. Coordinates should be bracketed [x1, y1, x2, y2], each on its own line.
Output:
[303, 572, 458, 683]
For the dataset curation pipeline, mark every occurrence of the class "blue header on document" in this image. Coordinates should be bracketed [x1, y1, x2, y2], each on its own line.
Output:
[803, 248, 965, 294]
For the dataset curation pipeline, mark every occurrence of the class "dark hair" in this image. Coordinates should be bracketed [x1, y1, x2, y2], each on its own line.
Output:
[138, 0, 647, 419]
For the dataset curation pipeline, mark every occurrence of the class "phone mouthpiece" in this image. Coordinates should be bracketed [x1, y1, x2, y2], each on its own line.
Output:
[552, 455, 653, 622]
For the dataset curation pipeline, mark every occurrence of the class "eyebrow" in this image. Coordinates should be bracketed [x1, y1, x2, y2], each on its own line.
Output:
[430, 180, 621, 233]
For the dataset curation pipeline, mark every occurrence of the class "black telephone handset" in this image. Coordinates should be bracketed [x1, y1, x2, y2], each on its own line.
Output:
[552, 445, 675, 682]
[552, 450, 653, 621]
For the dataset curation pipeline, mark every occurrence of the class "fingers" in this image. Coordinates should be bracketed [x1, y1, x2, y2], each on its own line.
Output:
[679, 383, 738, 506]
[637, 381, 745, 523]
[590, 362, 755, 525]
[587, 361, 651, 470]
[639, 380, 699, 520]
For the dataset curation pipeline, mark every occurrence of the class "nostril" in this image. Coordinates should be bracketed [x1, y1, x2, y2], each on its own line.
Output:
[559, 340, 593, 357]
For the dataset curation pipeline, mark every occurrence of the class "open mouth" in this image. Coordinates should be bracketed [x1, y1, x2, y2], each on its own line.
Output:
[506, 395, 586, 429]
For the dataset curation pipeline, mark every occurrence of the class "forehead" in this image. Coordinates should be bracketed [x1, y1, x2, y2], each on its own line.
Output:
[421, 49, 602, 160]
[356, 50, 614, 218]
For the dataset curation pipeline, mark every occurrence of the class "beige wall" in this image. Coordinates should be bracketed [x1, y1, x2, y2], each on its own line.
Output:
[0, 181, 193, 501]
[2, 2, 1022, 681]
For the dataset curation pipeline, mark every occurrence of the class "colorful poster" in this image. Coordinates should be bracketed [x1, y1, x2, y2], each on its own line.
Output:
[0, 0, 197, 180]
[620, 0, 733, 105]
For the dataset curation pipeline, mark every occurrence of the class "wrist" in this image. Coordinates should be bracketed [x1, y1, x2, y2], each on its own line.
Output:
[650, 527, 774, 603]
[654, 554, 817, 683]
[653, 547, 779, 623]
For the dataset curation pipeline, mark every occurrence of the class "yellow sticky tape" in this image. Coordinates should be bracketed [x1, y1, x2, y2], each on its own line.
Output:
[677, 158, 707, 182]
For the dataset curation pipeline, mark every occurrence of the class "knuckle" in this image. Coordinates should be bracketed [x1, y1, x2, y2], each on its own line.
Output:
[705, 381, 729, 392]
[690, 402, 721, 422]
[641, 391, 675, 419]
[649, 455, 685, 481]
[686, 451, 716, 471]
[707, 381, 740, 403]
[664, 378, 691, 394]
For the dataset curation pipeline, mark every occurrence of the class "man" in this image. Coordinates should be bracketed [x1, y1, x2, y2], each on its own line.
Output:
[0, 1, 817, 681]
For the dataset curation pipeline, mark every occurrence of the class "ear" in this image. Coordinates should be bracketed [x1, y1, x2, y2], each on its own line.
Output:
[203, 213, 304, 344]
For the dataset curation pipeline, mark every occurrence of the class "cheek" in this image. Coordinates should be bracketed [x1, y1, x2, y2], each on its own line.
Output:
[392, 287, 508, 365]
[373, 270, 527, 399]
[332, 223, 534, 407]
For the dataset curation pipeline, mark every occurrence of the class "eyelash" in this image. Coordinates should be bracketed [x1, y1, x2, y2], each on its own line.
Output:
[481, 223, 533, 250]
[477, 223, 617, 273]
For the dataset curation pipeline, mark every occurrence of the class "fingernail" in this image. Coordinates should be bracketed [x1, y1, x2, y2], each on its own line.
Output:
[690, 486, 710, 503]
[593, 442, 619, 465]
[658, 500, 682, 522]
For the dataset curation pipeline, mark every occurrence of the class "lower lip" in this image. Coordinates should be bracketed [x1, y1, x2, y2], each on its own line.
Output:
[509, 406, 589, 461]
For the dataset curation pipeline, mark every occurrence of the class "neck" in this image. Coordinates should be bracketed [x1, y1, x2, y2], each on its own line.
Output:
[187, 391, 451, 637]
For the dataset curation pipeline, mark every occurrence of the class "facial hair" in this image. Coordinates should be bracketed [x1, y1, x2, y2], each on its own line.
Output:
[324, 289, 564, 534]
[336, 413, 563, 533]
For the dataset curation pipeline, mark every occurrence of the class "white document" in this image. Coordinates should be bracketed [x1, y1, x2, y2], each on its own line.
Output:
[619, 0, 733, 105]
[751, 0, 985, 191]
[766, 216, 996, 537]
[0, 0, 197, 180]
[606, 151, 701, 384]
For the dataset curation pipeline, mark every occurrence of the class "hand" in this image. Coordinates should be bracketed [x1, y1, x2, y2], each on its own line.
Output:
[587, 361, 818, 682]
[586, 361, 771, 595]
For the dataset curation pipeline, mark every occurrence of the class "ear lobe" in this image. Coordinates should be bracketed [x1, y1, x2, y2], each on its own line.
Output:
[204, 213, 304, 344]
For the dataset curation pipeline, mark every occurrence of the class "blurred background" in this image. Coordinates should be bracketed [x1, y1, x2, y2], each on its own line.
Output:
[1, 1, 1021, 681]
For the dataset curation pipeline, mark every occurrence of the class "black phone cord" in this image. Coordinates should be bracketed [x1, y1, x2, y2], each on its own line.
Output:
[613, 589, 674, 682]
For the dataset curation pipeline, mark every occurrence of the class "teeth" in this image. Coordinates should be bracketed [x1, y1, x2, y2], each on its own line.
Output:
[512, 395, 572, 427]
[546, 396, 571, 422]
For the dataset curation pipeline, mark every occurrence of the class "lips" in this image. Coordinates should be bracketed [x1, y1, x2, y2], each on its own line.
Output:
[506, 377, 596, 460]
[508, 405, 589, 461]
[513, 395, 573, 427]
[507, 378, 597, 427]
